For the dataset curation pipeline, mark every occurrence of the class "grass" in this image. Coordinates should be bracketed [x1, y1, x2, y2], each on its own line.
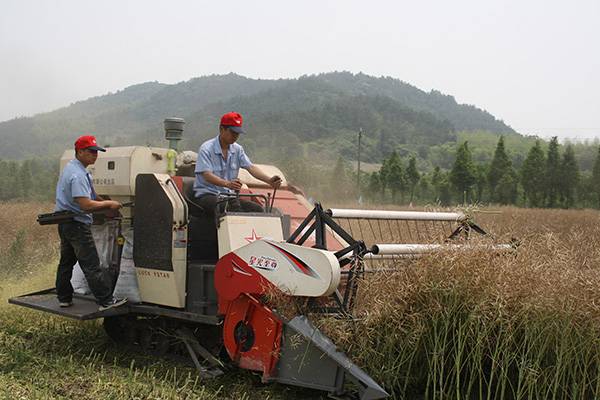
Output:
[0, 262, 324, 400]
[2, 201, 600, 399]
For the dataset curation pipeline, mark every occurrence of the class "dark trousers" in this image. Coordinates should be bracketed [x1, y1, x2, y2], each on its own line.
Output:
[56, 222, 113, 304]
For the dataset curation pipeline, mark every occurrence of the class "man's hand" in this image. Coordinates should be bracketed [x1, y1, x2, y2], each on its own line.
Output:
[227, 178, 243, 191]
[76, 197, 122, 212]
[106, 200, 122, 210]
[270, 175, 282, 189]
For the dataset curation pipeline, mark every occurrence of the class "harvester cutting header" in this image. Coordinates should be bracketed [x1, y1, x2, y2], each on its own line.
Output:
[10, 116, 511, 399]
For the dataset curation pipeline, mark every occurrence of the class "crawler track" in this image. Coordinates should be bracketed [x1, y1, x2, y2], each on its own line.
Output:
[103, 315, 226, 374]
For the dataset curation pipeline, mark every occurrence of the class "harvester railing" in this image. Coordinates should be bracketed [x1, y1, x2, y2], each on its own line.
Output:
[329, 207, 491, 251]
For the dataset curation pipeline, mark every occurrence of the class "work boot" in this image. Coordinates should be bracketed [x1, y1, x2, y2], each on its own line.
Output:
[98, 297, 128, 311]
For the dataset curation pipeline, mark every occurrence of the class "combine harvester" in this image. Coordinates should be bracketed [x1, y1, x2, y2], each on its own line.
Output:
[9, 118, 511, 399]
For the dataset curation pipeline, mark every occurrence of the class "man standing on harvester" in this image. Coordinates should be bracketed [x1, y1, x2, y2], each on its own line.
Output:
[54, 135, 127, 311]
[192, 112, 282, 216]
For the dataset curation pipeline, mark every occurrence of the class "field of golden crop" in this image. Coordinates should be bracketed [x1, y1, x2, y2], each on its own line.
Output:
[0, 202, 58, 279]
[1, 201, 600, 399]
[320, 206, 600, 399]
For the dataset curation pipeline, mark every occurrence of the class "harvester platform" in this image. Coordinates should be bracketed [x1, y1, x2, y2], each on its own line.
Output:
[8, 288, 130, 320]
[8, 288, 221, 325]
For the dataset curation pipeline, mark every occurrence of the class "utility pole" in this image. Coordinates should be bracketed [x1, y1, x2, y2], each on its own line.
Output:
[357, 128, 362, 201]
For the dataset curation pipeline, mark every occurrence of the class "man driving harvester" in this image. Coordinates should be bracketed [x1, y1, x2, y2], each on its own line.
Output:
[192, 112, 282, 217]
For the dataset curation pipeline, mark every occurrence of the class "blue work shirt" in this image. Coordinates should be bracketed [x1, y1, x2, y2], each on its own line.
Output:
[55, 159, 96, 224]
[194, 136, 253, 197]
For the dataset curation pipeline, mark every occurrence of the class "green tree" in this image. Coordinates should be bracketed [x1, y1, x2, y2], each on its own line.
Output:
[496, 170, 518, 205]
[377, 130, 390, 158]
[438, 173, 452, 206]
[367, 171, 383, 202]
[578, 172, 596, 208]
[18, 160, 33, 198]
[6, 161, 20, 200]
[521, 140, 546, 207]
[592, 146, 600, 208]
[450, 142, 476, 203]
[488, 136, 513, 202]
[474, 163, 488, 203]
[382, 151, 406, 203]
[417, 174, 430, 202]
[560, 144, 579, 208]
[430, 166, 446, 204]
[545, 137, 561, 207]
[406, 156, 420, 203]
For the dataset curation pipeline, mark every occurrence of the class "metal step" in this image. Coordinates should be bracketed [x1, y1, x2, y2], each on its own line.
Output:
[8, 288, 129, 320]
[8, 288, 222, 325]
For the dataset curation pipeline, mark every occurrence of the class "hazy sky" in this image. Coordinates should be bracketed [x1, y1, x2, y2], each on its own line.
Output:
[1, 0, 598, 140]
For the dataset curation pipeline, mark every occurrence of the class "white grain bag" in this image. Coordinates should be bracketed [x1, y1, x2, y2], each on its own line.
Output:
[113, 227, 141, 303]
[71, 221, 118, 295]
[71, 262, 91, 295]
[113, 258, 141, 303]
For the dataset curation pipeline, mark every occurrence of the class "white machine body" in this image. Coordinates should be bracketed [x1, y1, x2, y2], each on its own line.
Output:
[232, 240, 341, 297]
[218, 214, 284, 257]
[134, 173, 188, 308]
[60, 146, 170, 218]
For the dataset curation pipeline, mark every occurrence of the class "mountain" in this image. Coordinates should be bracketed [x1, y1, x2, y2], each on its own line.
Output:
[0, 72, 515, 162]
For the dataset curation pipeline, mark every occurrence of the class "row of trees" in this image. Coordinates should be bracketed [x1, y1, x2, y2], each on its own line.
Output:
[280, 136, 598, 209]
[0, 158, 58, 201]
[357, 136, 599, 208]
[2, 137, 599, 209]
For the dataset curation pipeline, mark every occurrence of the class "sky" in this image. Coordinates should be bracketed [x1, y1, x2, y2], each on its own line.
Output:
[1, 0, 599, 140]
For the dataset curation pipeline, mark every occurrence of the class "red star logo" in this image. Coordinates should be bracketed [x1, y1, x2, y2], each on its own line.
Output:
[244, 229, 262, 243]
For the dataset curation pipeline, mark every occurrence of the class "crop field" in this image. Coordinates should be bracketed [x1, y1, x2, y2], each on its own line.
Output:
[2, 201, 600, 399]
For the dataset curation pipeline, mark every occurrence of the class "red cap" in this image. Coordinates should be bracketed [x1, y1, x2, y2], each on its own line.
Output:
[75, 135, 106, 152]
[220, 112, 245, 134]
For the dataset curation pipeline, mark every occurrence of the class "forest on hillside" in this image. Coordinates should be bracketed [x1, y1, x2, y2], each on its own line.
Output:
[0, 72, 513, 161]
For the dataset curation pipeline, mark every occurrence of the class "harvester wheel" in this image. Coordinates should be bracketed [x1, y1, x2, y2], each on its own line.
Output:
[139, 325, 153, 351]
[155, 334, 171, 356]
[103, 316, 127, 343]
[123, 323, 139, 345]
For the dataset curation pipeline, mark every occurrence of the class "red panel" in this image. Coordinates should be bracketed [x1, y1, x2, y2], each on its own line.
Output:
[214, 252, 275, 313]
[222, 294, 283, 378]
[216, 252, 284, 377]
[172, 175, 184, 192]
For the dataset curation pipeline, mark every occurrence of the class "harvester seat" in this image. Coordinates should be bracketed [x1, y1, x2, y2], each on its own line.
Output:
[180, 177, 205, 217]
[180, 177, 218, 262]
